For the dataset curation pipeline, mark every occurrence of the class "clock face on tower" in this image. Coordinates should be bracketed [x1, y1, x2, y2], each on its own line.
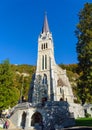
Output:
[42, 36, 46, 40]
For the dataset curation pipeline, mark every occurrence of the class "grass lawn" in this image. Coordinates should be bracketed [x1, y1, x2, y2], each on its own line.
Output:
[75, 118, 92, 126]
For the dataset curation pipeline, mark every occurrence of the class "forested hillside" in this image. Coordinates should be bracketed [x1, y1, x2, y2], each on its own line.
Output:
[0, 60, 80, 112]
[10, 63, 36, 100]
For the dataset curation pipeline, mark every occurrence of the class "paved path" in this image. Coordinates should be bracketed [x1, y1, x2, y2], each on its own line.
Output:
[63, 126, 92, 130]
[3, 126, 92, 130]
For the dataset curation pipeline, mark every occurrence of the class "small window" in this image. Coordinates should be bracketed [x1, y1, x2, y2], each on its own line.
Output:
[46, 43, 48, 48]
[60, 88, 62, 93]
[90, 108, 92, 111]
[44, 44, 45, 49]
[41, 44, 43, 50]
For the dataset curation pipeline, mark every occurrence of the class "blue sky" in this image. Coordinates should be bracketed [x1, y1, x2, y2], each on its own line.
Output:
[0, 0, 92, 65]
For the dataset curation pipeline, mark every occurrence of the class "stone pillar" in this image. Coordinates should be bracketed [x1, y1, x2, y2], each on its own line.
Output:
[17, 110, 22, 128]
[47, 72, 51, 101]
[25, 109, 31, 129]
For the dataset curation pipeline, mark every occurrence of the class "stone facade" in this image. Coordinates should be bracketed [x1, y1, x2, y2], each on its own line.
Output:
[29, 14, 74, 104]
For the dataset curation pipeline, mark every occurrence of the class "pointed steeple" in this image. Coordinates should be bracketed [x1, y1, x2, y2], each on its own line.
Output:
[42, 13, 50, 33]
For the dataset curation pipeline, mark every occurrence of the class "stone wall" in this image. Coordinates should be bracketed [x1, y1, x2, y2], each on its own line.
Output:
[9, 102, 75, 130]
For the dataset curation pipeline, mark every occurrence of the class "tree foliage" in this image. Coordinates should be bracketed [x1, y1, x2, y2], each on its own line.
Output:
[0, 61, 36, 111]
[0, 60, 19, 111]
[59, 64, 78, 73]
[76, 3, 92, 104]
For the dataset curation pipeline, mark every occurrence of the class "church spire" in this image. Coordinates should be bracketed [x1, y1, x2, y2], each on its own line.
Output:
[42, 13, 50, 33]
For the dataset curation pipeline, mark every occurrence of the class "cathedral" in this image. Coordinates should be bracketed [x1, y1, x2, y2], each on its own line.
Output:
[8, 14, 84, 130]
[29, 14, 74, 104]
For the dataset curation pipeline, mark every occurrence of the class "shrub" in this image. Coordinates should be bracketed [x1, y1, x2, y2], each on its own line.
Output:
[85, 113, 91, 118]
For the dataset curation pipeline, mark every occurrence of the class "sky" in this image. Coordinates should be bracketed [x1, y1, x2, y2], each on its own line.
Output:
[0, 0, 92, 65]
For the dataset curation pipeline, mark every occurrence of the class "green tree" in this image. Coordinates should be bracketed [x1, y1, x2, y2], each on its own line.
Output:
[0, 60, 19, 112]
[76, 3, 92, 104]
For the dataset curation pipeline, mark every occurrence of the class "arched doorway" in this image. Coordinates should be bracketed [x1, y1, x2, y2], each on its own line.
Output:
[21, 111, 27, 129]
[60, 97, 64, 101]
[31, 112, 43, 126]
[42, 97, 47, 104]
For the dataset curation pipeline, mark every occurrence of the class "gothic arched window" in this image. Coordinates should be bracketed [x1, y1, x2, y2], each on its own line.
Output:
[43, 74, 47, 84]
[45, 55, 47, 69]
[41, 44, 43, 50]
[46, 43, 48, 48]
[44, 44, 45, 49]
[42, 55, 44, 70]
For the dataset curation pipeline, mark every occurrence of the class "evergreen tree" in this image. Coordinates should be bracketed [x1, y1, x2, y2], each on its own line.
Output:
[76, 3, 92, 104]
[0, 60, 19, 112]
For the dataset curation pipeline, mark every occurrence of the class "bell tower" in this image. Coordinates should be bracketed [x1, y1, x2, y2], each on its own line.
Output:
[29, 13, 74, 104]
[36, 14, 56, 101]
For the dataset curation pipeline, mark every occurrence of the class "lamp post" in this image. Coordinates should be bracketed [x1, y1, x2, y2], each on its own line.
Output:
[20, 75, 24, 103]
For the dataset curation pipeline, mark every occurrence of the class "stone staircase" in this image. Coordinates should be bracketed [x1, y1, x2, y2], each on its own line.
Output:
[4, 119, 36, 130]
[3, 128, 22, 130]
[5, 128, 38, 130]
[6, 119, 20, 130]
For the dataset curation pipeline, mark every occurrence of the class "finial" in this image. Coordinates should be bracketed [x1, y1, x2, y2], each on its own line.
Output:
[45, 11, 47, 15]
